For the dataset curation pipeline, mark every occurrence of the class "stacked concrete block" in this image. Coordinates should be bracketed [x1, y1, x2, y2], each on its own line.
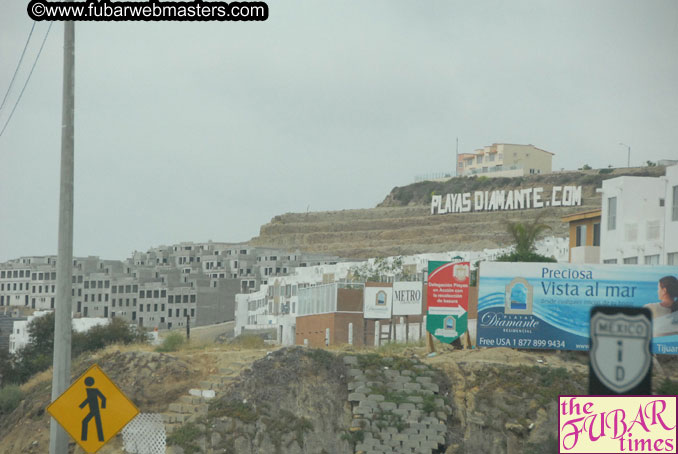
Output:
[343, 355, 449, 454]
[162, 357, 256, 434]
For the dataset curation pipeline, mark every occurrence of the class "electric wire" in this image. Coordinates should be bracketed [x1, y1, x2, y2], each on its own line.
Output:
[0, 22, 36, 113]
[0, 22, 52, 139]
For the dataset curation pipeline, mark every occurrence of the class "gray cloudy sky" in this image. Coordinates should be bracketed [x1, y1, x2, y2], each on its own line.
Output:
[1, 1, 677, 262]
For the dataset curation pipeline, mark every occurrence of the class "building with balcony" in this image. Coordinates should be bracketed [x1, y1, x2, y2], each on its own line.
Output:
[561, 210, 601, 264]
[457, 143, 553, 178]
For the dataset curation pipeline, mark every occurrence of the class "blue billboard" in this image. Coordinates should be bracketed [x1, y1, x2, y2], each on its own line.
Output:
[477, 262, 678, 354]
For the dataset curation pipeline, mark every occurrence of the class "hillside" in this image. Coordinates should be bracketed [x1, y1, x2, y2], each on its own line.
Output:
[250, 167, 664, 259]
[2, 343, 678, 454]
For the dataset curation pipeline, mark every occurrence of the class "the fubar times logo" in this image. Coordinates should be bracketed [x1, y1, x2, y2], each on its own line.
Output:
[559, 395, 677, 453]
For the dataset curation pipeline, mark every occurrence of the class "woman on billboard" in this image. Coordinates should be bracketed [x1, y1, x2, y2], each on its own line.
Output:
[645, 276, 678, 337]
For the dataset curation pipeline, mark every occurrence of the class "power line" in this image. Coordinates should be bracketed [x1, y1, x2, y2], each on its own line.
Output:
[0, 22, 36, 113]
[0, 22, 52, 139]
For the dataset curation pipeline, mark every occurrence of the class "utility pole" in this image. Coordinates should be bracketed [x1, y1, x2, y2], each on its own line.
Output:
[619, 142, 631, 167]
[455, 137, 459, 176]
[49, 21, 75, 454]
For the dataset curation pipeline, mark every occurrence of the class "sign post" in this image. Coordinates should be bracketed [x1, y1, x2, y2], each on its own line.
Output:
[589, 307, 652, 395]
[47, 364, 139, 453]
[426, 261, 470, 344]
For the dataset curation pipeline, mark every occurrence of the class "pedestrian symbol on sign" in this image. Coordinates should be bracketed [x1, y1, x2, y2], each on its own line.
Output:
[80, 377, 106, 442]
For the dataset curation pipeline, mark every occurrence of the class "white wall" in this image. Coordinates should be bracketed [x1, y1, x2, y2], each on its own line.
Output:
[601, 175, 669, 264]
[9, 312, 110, 354]
[664, 165, 678, 263]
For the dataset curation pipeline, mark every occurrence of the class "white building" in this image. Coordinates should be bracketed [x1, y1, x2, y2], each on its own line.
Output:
[234, 238, 569, 346]
[9, 311, 109, 353]
[600, 164, 678, 265]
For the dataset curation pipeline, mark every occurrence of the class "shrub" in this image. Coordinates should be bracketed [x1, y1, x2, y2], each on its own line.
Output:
[0, 385, 24, 414]
[166, 422, 203, 454]
[155, 332, 185, 352]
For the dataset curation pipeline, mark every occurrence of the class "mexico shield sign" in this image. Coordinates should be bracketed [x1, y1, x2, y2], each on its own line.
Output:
[590, 308, 652, 394]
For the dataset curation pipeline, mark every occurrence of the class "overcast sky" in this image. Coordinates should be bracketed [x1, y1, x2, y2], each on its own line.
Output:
[1, 1, 677, 262]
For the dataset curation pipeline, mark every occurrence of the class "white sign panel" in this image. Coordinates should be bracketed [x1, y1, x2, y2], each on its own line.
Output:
[364, 285, 392, 319]
[431, 185, 582, 215]
[392, 282, 423, 316]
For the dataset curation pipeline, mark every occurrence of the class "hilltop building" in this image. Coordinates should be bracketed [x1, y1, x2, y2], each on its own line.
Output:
[457, 143, 553, 178]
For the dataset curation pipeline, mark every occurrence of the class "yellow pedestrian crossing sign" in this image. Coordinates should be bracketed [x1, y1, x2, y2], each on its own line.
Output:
[47, 364, 139, 453]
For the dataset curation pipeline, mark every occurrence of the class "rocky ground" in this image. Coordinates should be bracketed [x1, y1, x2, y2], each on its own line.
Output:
[2, 341, 678, 454]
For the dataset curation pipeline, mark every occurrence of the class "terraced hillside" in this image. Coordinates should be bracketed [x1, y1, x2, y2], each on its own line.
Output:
[250, 167, 665, 259]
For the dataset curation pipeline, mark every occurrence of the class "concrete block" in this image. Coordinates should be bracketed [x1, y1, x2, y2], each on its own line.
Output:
[404, 382, 422, 391]
[378, 401, 397, 411]
[398, 403, 416, 411]
[423, 383, 439, 393]
[400, 369, 413, 376]
[355, 385, 371, 394]
[202, 389, 216, 399]
[348, 368, 364, 376]
[353, 406, 373, 415]
[359, 400, 379, 408]
[415, 376, 432, 384]
[348, 380, 366, 391]
[168, 403, 183, 413]
[407, 395, 423, 403]
[367, 394, 385, 402]
[349, 392, 367, 402]
[343, 355, 358, 365]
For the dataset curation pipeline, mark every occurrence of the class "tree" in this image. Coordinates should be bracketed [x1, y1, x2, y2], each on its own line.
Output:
[496, 218, 557, 262]
[7, 314, 147, 385]
[580, 164, 592, 170]
[646, 160, 657, 167]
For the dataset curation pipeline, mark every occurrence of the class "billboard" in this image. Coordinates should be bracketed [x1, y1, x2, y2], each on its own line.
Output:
[477, 262, 678, 354]
[392, 281, 423, 316]
[427, 261, 470, 343]
[363, 284, 392, 319]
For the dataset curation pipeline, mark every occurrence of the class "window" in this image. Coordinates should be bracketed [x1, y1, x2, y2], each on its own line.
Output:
[673, 186, 678, 221]
[575, 225, 587, 247]
[603, 259, 618, 264]
[668, 252, 678, 266]
[623, 257, 638, 264]
[139, 291, 145, 298]
[608, 197, 617, 230]
[644, 255, 659, 265]
[646, 220, 661, 240]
